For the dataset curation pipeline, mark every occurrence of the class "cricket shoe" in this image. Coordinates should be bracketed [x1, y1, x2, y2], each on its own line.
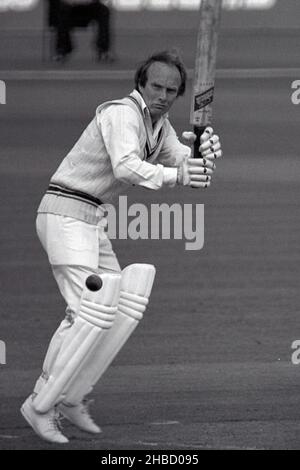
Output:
[59, 400, 101, 434]
[58, 400, 102, 434]
[21, 395, 69, 444]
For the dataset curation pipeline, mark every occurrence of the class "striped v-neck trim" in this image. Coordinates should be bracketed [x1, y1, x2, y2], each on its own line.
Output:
[126, 95, 165, 161]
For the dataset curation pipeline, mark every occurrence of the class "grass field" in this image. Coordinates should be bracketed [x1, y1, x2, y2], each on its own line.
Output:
[0, 32, 300, 450]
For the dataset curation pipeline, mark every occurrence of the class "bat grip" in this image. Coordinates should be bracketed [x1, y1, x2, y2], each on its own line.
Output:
[193, 126, 206, 158]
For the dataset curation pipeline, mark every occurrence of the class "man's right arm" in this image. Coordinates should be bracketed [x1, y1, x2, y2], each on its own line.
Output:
[98, 105, 178, 190]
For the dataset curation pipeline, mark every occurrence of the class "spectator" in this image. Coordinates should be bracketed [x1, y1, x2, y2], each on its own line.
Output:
[49, 0, 114, 62]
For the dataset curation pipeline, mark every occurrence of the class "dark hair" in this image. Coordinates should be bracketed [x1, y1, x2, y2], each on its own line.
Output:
[134, 50, 187, 97]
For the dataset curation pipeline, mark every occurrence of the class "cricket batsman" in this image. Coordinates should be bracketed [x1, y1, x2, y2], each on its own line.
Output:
[21, 50, 223, 443]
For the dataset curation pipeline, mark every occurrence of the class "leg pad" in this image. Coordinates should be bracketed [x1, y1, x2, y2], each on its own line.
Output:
[33, 273, 121, 413]
[64, 263, 156, 405]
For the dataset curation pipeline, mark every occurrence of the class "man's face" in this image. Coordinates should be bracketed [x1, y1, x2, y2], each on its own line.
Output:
[139, 61, 182, 123]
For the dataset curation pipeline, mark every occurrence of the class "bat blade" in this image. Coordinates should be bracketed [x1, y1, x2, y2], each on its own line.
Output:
[191, 0, 222, 158]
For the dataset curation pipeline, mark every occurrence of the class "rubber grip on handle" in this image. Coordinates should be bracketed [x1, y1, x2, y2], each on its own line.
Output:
[193, 126, 206, 158]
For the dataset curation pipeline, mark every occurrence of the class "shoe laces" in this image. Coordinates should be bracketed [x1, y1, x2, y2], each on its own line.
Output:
[48, 409, 63, 432]
[80, 399, 95, 420]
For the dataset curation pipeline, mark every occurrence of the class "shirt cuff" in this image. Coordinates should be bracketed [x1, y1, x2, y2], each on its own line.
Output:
[163, 167, 178, 187]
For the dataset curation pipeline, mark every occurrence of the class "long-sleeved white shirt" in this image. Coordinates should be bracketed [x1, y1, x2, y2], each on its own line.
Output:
[38, 90, 190, 224]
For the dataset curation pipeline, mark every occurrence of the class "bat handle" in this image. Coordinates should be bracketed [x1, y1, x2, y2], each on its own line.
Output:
[193, 125, 206, 158]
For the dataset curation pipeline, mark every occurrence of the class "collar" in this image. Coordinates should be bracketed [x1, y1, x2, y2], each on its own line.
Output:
[130, 89, 148, 115]
[129, 89, 168, 132]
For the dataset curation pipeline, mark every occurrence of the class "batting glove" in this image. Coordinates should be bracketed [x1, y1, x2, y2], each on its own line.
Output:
[178, 127, 222, 188]
[198, 126, 222, 160]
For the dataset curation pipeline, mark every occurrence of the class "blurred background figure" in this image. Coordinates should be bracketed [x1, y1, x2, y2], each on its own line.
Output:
[47, 0, 114, 63]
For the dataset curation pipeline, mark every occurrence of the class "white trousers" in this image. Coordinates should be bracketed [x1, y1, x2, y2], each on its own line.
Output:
[33, 213, 121, 396]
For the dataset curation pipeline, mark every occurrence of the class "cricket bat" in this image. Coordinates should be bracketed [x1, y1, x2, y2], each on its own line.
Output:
[190, 0, 222, 158]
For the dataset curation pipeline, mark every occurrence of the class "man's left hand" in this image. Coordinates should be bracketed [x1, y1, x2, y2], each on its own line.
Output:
[181, 127, 223, 188]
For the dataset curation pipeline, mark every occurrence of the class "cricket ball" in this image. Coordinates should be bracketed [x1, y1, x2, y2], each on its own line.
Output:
[86, 274, 103, 292]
